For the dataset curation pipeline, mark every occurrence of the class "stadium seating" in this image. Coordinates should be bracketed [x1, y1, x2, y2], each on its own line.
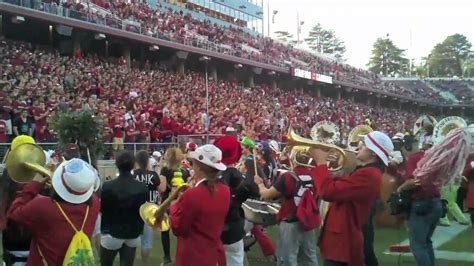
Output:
[0, 40, 418, 145]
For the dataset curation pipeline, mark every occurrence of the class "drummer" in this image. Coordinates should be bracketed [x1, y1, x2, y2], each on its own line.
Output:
[214, 135, 259, 266]
[255, 149, 320, 265]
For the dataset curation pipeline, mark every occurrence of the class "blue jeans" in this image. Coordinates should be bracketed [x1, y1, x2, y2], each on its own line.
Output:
[408, 198, 443, 266]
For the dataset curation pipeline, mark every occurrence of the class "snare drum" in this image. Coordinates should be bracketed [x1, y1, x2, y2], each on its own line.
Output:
[242, 199, 280, 226]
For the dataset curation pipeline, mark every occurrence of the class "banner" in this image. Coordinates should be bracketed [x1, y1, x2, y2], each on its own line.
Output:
[291, 68, 333, 84]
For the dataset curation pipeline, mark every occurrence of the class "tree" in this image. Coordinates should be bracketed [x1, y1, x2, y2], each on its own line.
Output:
[427, 34, 472, 77]
[274, 31, 297, 46]
[367, 37, 409, 76]
[50, 111, 105, 166]
[304, 23, 346, 60]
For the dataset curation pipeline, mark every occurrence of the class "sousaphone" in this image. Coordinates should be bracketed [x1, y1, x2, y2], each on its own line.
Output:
[310, 121, 340, 145]
[6, 143, 52, 183]
[413, 115, 437, 137]
[432, 116, 467, 145]
[347, 125, 374, 151]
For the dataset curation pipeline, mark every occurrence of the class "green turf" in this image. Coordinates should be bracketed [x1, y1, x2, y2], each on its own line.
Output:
[2, 226, 473, 265]
[438, 227, 474, 253]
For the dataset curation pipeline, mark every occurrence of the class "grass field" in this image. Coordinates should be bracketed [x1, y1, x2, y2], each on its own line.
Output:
[1, 225, 472, 265]
[438, 227, 474, 253]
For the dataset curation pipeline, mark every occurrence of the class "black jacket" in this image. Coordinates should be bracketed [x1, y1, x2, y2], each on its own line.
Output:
[100, 172, 148, 239]
[220, 167, 259, 245]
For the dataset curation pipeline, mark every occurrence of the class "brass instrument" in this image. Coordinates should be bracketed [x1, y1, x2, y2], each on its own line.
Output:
[432, 116, 467, 145]
[6, 143, 52, 183]
[413, 115, 437, 136]
[139, 183, 192, 229]
[287, 127, 346, 171]
[347, 125, 374, 152]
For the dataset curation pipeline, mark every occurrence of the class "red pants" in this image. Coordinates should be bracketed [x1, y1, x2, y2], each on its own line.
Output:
[251, 224, 276, 257]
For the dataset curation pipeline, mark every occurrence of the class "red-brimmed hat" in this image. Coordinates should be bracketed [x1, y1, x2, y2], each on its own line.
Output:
[213, 135, 242, 166]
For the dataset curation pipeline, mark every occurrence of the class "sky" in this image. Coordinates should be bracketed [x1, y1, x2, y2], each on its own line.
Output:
[263, 0, 474, 69]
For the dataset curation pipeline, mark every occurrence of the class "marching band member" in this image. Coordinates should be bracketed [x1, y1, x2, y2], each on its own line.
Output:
[239, 137, 276, 259]
[133, 150, 167, 266]
[214, 135, 259, 266]
[7, 158, 101, 265]
[256, 148, 321, 265]
[1, 136, 37, 266]
[100, 152, 148, 266]
[310, 131, 393, 266]
[170, 144, 230, 266]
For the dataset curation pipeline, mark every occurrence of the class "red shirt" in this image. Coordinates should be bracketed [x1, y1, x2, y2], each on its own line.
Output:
[0, 101, 12, 120]
[404, 151, 441, 199]
[314, 164, 382, 265]
[0, 120, 7, 142]
[150, 128, 161, 141]
[33, 107, 47, 125]
[161, 116, 172, 131]
[111, 122, 124, 138]
[125, 126, 137, 142]
[7, 182, 100, 266]
[171, 182, 230, 266]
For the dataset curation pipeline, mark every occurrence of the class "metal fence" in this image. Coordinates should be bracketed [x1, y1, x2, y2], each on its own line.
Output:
[0, 142, 177, 161]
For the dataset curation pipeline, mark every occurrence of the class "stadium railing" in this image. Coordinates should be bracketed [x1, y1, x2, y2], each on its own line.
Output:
[0, 142, 177, 161]
[0, 0, 287, 68]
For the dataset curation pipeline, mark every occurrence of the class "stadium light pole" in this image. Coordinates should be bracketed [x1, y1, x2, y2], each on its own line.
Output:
[200, 56, 211, 143]
[266, 0, 278, 38]
[296, 12, 304, 48]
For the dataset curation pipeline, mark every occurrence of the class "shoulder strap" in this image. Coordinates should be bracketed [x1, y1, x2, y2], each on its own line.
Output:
[55, 202, 90, 232]
[37, 245, 48, 266]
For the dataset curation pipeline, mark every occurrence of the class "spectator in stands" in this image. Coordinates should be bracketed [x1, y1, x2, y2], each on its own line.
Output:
[12, 110, 32, 137]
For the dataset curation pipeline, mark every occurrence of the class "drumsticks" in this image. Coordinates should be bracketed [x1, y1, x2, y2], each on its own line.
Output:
[253, 149, 258, 177]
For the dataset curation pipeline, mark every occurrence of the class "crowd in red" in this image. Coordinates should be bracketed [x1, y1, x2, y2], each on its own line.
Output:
[0, 40, 419, 146]
[25, 0, 461, 104]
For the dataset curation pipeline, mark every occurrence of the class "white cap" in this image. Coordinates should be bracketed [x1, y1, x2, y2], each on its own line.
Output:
[392, 132, 404, 140]
[51, 159, 97, 204]
[187, 144, 226, 171]
[149, 156, 158, 167]
[152, 151, 162, 158]
[363, 131, 394, 166]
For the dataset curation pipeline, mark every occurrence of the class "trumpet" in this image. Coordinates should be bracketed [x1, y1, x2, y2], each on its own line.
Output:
[139, 183, 192, 229]
[287, 127, 346, 171]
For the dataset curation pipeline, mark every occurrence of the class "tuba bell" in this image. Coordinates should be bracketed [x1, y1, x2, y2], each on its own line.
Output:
[347, 125, 374, 152]
[6, 143, 52, 183]
[413, 115, 437, 137]
[432, 116, 467, 145]
[287, 127, 346, 171]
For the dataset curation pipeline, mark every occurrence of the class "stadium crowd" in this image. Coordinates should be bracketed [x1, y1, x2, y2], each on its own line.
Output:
[8, 0, 469, 104]
[0, 39, 419, 147]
